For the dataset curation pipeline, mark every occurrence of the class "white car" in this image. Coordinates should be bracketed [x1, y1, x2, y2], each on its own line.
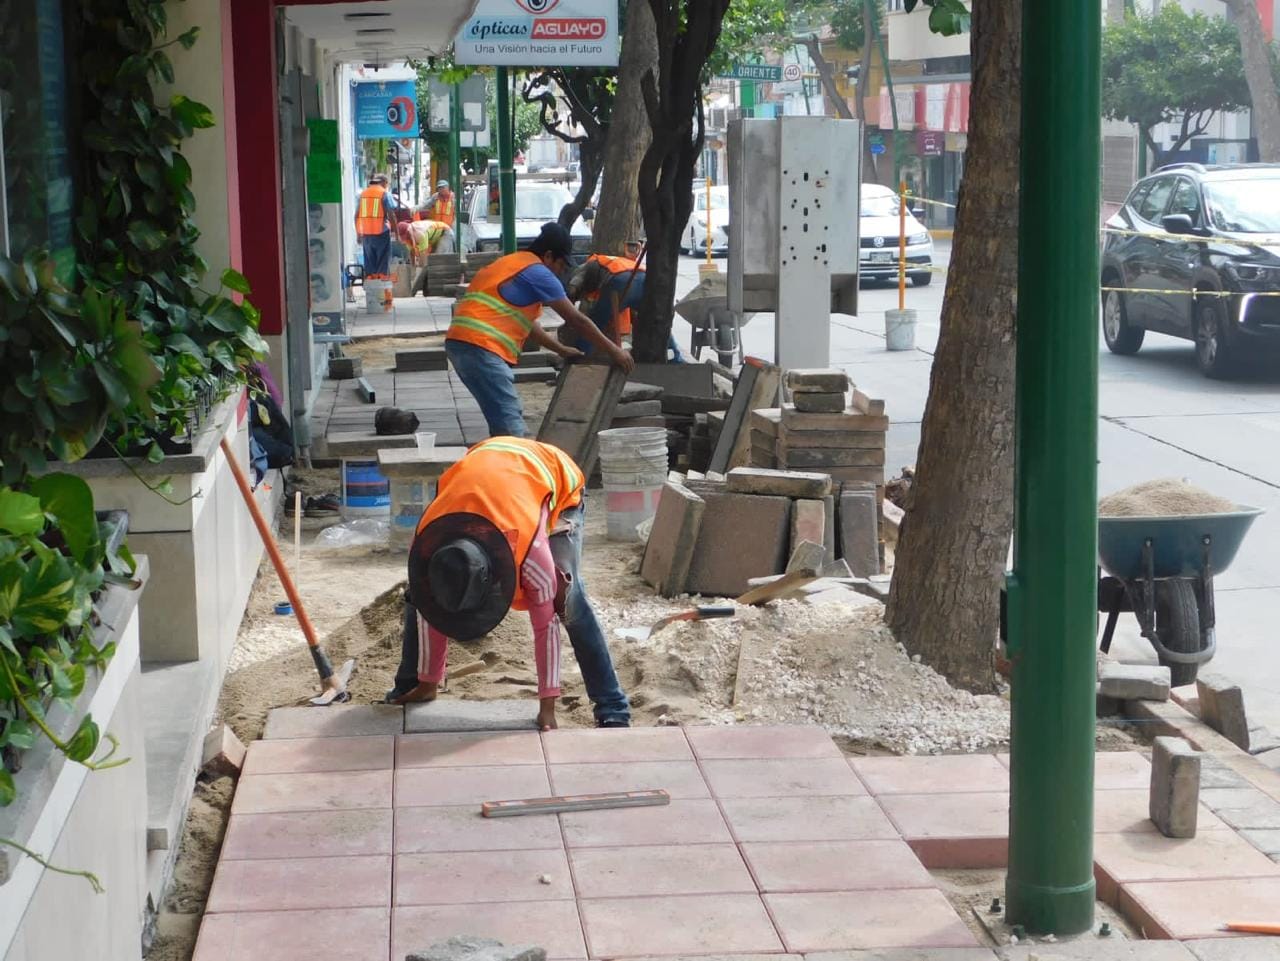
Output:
[460, 181, 592, 255]
[685, 184, 729, 254]
[859, 183, 934, 286]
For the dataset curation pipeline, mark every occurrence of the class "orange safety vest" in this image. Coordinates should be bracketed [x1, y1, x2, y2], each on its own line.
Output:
[448, 251, 546, 365]
[417, 437, 584, 611]
[433, 195, 455, 227]
[356, 185, 388, 237]
[585, 254, 642, 336]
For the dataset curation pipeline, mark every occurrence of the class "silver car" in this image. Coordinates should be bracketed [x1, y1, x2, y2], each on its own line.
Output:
[460, 181, 592, 255]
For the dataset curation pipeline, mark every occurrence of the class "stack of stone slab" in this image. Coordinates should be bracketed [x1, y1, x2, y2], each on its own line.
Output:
[772, 369, 888, 492]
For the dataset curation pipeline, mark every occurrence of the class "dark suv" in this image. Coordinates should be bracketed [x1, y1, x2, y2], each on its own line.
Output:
[1101, 163, 1280, 377]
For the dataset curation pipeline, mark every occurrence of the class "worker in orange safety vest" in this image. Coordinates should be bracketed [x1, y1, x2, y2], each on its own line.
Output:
[355, 173, 396, 277]
[419, 180, 456, 228]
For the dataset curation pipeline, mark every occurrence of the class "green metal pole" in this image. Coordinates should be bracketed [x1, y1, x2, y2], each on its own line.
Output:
[496, 66, 517, 254]
[740, 79, 756, 118]
[448, 82, 462, 206]
[1005, 0, 1101, 937]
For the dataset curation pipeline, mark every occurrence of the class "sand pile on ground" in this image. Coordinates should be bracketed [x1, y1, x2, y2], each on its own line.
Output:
[1099, 478, 1237, 517]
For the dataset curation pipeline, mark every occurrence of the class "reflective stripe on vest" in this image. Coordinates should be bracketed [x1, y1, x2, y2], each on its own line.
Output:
[357, 186, 386, 236]
[448, 251, 545, 364]
[436, 196, 455, 225]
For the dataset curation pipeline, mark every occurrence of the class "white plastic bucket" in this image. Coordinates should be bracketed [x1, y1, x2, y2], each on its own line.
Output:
[364, 279, 393, 312]
[885, 308, 918, 351]
[597, 427, 669, 542]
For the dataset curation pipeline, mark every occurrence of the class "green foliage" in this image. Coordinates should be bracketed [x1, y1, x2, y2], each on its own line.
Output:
[827, 0, 885, 52]
[415, 68, 548, 173]
[1103, 5, 1255, 158]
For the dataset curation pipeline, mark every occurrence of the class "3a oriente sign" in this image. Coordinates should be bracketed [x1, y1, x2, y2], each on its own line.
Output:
[454, 0, 618, 66]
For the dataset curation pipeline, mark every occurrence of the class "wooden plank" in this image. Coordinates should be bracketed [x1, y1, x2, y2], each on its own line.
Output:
[708, 358, 782, 475]
[482, 789, 671, 818]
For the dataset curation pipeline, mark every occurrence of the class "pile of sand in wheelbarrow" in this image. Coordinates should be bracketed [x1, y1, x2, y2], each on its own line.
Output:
[1099, 478, 1237, 517]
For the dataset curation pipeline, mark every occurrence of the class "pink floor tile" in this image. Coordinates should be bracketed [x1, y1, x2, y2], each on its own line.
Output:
[850, 755, 1008, 796]
[205, 854, 390, 914]
[702, 758, 867, 799]
[1094, 830, 1280, 904]
[193, 907, 389, 961]
[395, 849, 573, 905]
[541, 727, 693, 763]
[1094, 751, 1153, 790]
[878, 792, 1009, 840]
[1094, 789, 1229, 834]
[685, 725, 843, 760]
[721, 796, 899, 843]
[395, 764, 551, 807]
[1119, 877, 1280, 940]
[548, 761, 710, 799]
[560, 798, 732, 847]
[395, 804, 564, 853]
[242, 736, 395, 776]
[569, 843, 756, 897]
[393, 901, 587, 960]
[221, 809, 393, 860]
[579, 894, 783, 956]
[741, 840, 934, 892]
[396, 732, 545, 768]
[231, 770, 393, 815]
[764, 890, 979, 952]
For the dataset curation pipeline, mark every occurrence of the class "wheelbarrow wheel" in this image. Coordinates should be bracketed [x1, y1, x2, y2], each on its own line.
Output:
[1153, 579, 1201, 687]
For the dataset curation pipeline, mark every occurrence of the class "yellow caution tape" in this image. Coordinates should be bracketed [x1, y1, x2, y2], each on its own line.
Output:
[1101, 285, 1280, 298]
[1100, 225, 1280, 251]
[903, 193, 957, 210]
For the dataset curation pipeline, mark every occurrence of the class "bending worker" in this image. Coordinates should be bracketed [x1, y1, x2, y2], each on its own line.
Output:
[387, 436, 631, 731]
[419, 179, 455, 227]
[355, 173, 395, 277]
[447, 221, 635, 437]
[397, 219, 456, 297]
[567, 250, 686, 362]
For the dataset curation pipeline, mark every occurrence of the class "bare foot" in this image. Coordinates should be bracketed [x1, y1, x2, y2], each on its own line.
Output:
[537, 698, 558, 732]
[391, 681, 438, 705]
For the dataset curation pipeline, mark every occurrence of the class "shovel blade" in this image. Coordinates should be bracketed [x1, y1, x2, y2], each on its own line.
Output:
[308, 658, 356, 706]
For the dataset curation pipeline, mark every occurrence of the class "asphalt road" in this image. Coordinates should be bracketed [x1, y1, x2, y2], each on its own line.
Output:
[673, 244, 1280, 734]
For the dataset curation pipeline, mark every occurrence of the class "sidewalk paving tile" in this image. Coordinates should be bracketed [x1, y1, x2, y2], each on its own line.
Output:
[998, 943, 1196, 960]
[703, 758, 868, 798]
[560, 798, 732, 847]
[1094, 752, 1156, 790]
[1093, 829, 1280, 903]
[721, 796, 899, 843]
[579, 894, 784, 956]
[395, 731, 545, 768]
[568, 843, 757, 898]
[764, 890, 979, 952]
[741, 839, 934, 892]
[1184, 937, 1280, 960]
[1119, 876, 1280, 939]
[806, 951, 997, 961]
[206, 854, 391, 913]
[242, 735, 395, 775]
[547, 760, 711, 799]
[1093, 789, 1229, 834]
[542, 726, 694, 763]
[392, 901, 587, 960]
[394, 764, 551, 807]
[394, 804, 564, 853]
[394, 849, 573, 905]
[851, 755, 1008, 796]
[686, 724, 845, 760]
[231, 769, 393, 815]
[262, 704, 403, 739]
[221, 809, 394, 861]
[878, 792, 1009, 840]
[193, 906, 390, 961]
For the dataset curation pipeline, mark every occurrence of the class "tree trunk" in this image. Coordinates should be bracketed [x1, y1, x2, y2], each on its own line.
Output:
[800, 35, 854, 120]
[593, 0, 658, 255]
[1225, 0, 1280, 161]
[633, 0, 730, 363]
[559, 137, 605, 229]
[884, 0, 1021, 694]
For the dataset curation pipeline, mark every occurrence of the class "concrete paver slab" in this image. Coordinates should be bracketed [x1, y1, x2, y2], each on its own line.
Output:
[765, 890, 979, 952]
[721, 796, 899, 843]
[1184, 937, 1280, 960]
[193, 906, 390, 961]
[741, 840, 933, 893]
[1094, 789, 1230, 834]
[404, 699, 539, 734]
[394, 764, 551, 808]
[568, 843, 757, 898]
[542, 726, 694, 763]
[206, 854, 391, 913]
[393, 901, 587, 961]
[1093, 829, 1280, 903]
[561, 798, 732, 848]
[231, 770, 393, 815]
[220, 809, 394, 861]
[579, 894, 784, 957]
[394, 849, 573, 905]
[393, 804, 564, 854]
[395, 732, 545, 768]
[242, 735, 395, 775]
[807, 951, 997, 961]
[686, 724, 845, 760]
[702, 758, 867, 799]
[852, 755, 1008, 796]
[263, 704, 404, 740]
[1119, 877, 1280, 939]
[546, 760, 711, 799]
[998, 942, 1196, 960]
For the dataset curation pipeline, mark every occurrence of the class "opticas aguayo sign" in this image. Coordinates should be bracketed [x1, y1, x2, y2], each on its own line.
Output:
[453, 0, 618, 67]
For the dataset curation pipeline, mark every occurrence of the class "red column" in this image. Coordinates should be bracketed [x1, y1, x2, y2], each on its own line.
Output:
[227, 0, 285, 336]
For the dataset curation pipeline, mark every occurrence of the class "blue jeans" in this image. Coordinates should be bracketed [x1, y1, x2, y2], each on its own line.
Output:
[446, 339, 528, 438]
[362, 232, 391, 276]
[391, 502, 631, 726]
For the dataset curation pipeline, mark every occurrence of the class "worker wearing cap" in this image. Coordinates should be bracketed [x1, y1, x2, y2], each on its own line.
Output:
[446, 221, 635, 438]
[387, 436, 631, 731]
[420, 180, 456, 228]
[398, 219, 457, 296]
[355, 173, 396, 277]
[567, 251, 687, 363]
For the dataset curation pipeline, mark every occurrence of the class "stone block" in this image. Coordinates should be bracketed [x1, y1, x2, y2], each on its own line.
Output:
[1150, 736, 1201, 838]
[782, 405, 889, 432]
[784, 368, 850, 393]
[630, 362, 715, 397]
[786, 540, 826, 575]
[816, 465, 886, 486]
[791, 499, 826, 557]
[613, 400, 663, 419]
[750, 408, 781, 437]
[201, 723, 246, 779]
[850, 388, 887, 416]
[775, 445, 886, 468]
[328, 356, 362, 380]
[1197, 673, 1250, 750]
[1099, 662, 1172, 702]
[792, 391, 847, 413]
[622, 381, 664, 402]
[839, 491, 879, 577]
[406, 935, 546, 961]
[263, 705, 404, 739]
[776, 428, 887, 450]
[640, 482, 706, 598]
[404, 699, 538, 734]
[725, 467, 832, 498]
[822, 494, 836, 562]
[396, 348, 449, 373]
[686, 493, 791, 597]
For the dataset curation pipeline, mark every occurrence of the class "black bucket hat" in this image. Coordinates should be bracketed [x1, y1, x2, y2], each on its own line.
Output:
[408, 513, 518, 641]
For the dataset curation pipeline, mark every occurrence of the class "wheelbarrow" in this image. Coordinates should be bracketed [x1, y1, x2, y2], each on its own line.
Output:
[675, 273, 755, 367]
[1097, 507, 1264, 686]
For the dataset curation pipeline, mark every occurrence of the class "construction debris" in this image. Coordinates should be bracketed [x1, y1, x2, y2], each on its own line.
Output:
[708, 358, 781, 474]
[1098, 662, 1172, 702]
[726, 466, 831, 499]
[686, 492, 791, 596]
[640, 481, 707, 598]
[200, 724, 246, 779]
